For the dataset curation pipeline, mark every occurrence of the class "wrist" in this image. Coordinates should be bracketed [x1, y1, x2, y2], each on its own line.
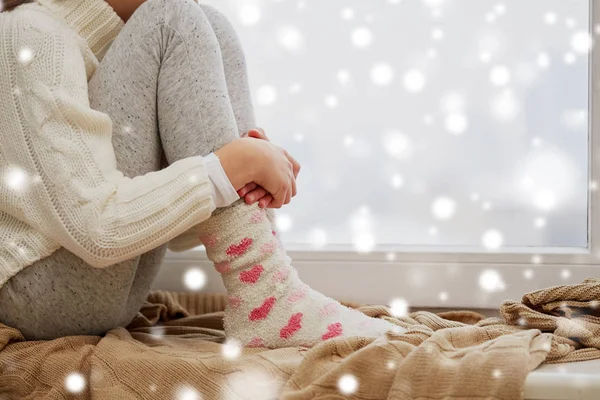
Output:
[215, 138, 256, 190]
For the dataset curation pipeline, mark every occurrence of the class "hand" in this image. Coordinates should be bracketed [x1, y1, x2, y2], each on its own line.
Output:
[214, 135, 297, 209]
[237, 128, 301, 208]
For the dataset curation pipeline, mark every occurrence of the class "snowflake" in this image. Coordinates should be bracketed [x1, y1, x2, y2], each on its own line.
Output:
[184, 268, 206, 291]
[481, 230, 504, 250]
[338, 374, 359, 395]
[353, 232, 375, 253]
[537, 53, 551, 68]
[382, 130, 412, 160]
[256, 85, 277, 106]
[341, 8, 354, 21]
[18, 47, 34, 64]
[337, 69, 351, 86]
[371, 63, 395, 86]
[490, 66, 511, 86]
[222, 339, 242, 360]
[391, 173, 404, 189]
[564, 52, 576, 64]
[307, 228, 327, 248]
[277, 25, 304, 53]
[238, 5, 261, 26]
[275, 213, 293, 232]
[533, 189, 556, 211]
[479, 269, 506, 292]
[544, 12, 557, 25]
[177, 385, 201, 400]
[389, 298, 409, 317]
[572, 31, 592, 54]
[431, 197, 456, 220]
[351, 27, 373, 48]
[531, 255, 542, 264]
[444, 113, 468, 135]
[403, 69, 426, 93]
[5, 165, 29, 192]
[324, 95, 339, 108]
[431, 28, 444, 40]
[65, 373, 86, 394]
[491, 89, 519, 122]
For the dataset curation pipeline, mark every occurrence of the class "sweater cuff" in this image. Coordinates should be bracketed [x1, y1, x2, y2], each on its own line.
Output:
[205, 152, 240, 208]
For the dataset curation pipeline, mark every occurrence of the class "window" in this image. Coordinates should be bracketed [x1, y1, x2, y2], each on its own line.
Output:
[161, 0, 599, 308]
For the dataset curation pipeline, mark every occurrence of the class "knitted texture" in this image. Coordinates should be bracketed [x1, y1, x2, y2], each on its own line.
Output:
[196, 201, 401, 348]
[0, 281, 599, 399]
[0, 0, 217, 287]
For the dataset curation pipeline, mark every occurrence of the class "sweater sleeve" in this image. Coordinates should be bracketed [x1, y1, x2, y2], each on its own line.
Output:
[8, 25, 216, 268]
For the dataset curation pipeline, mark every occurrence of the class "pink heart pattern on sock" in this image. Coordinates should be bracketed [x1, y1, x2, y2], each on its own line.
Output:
[287, 284, 309, 305]
[260, 241, 277, 256]
[214, 261, 231, 274]
[319, 302, 338, 318]
[239, 265, 264, 284]
[250, 210, 265, 223]
[228, 296, 242, 309]
[226, 237, 253, 258]
[247, 337, 264, 348]
[249, 297, 276, 321]
[272, 267, 290, 284]
[199, 234, 218, 247]
[280, 313, 303, 339]
[322, 322, 343, 340]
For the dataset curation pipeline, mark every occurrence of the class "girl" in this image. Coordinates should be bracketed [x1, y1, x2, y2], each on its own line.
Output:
[0, 0, 397, 347]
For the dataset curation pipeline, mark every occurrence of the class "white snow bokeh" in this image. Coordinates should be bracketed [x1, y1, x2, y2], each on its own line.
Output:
[184, 268, 207, 291]
[65, 373, 86, 394]
[338, 374, 359, 395]
[225, 368, 283, 400]
[200, 0, 589, 252]
[479, 269, 506, 292]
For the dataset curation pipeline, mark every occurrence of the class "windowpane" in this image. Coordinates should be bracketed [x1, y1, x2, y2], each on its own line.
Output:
[206, 0, 590, 250]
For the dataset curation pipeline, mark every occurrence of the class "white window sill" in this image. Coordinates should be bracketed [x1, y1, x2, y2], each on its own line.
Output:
[155, 248, 598, 309]
[525, 359, 600, 400]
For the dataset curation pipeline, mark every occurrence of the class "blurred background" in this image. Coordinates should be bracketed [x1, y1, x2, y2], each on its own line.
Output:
[202, 0, 590, 251]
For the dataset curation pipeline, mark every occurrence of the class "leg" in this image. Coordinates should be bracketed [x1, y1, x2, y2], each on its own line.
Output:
[0, 248, 145, 340]
[149, 3, 401, 347]
[199, 4, 283, 247]
[199, 4, 257, 136]
[86, 0, 249, 327]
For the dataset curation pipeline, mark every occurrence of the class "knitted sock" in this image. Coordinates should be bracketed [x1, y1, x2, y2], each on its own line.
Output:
[197, 201, 400, 348]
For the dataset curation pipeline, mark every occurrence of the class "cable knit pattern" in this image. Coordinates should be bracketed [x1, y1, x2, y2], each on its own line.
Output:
[0, 1, 217, 287]
[197, 201, 401, 348]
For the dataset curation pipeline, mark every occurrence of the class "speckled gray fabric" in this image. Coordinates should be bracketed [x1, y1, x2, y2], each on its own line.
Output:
[0, 0, 255, 340]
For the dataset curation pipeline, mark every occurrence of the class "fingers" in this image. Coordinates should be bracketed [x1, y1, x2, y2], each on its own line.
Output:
[281, 149, 301, 180]
[247, 128, 269, 141]
[244, 187, 268, 204]
[238, 182, 257, 198]
[259, 194, 273, 208]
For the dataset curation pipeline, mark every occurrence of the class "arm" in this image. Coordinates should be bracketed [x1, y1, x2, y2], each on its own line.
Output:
[6, 27, 216, 267]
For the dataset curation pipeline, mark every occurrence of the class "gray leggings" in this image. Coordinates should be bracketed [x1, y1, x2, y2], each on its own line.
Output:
[0, 0, 255, 340]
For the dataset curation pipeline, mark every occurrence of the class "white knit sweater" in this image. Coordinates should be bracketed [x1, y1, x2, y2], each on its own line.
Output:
[0, 0, 218, 287]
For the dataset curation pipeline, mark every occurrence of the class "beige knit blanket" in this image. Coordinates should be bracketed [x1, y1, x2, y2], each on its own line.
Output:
[0, 278, 599, 399]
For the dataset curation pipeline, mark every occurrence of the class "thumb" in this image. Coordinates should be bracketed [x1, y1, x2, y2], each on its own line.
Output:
[247, 128, 269, 141]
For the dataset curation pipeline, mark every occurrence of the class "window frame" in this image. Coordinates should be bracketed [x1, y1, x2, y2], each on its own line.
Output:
[158, 1, 600, 308]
